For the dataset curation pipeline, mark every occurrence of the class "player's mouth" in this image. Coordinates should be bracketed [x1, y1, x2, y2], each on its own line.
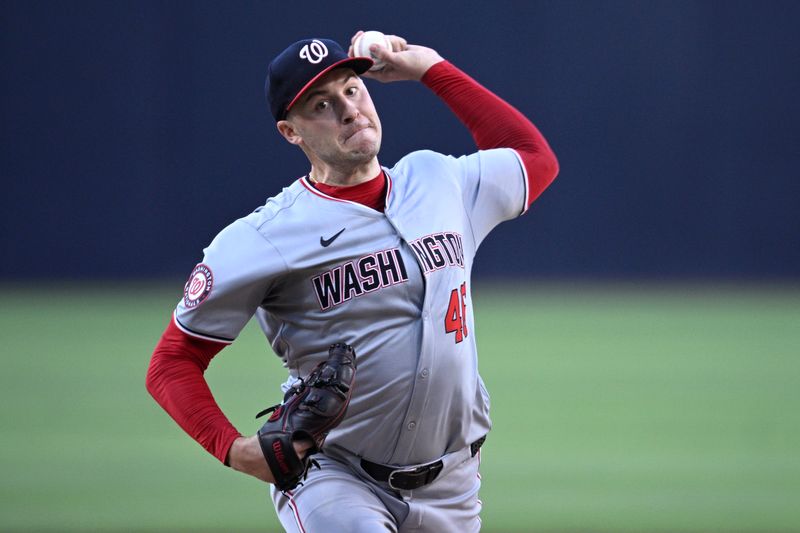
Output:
[343, 123, 373, 142]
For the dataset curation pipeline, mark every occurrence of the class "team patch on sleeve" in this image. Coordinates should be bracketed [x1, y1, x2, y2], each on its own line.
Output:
[183, 263, 214, 309]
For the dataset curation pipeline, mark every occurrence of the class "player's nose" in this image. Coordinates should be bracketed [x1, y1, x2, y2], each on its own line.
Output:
[340, 98, 359, 124]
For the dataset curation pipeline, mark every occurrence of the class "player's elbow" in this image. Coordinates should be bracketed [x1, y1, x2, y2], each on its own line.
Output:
[145, 343, 175, 401]
[543, 149, 559, 184]
[536, 148, 559, 193]
[145, 352, 162, 399]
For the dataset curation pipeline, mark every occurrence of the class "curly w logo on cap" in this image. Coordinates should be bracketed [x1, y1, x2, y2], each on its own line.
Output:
[299, 39, 329, 64]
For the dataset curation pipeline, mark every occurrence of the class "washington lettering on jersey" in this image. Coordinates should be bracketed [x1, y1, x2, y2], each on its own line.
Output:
[408, 232, 465, 275]
[312, 248, 409, 310]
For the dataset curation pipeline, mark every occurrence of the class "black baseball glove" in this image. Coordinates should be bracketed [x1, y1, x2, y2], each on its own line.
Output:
[255, 343, 357, 492]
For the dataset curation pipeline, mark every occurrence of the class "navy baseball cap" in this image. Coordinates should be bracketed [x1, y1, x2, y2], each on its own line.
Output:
[266, 38, 374, 121]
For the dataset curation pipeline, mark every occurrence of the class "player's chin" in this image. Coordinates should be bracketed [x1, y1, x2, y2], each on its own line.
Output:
[343, 134, 381, 158]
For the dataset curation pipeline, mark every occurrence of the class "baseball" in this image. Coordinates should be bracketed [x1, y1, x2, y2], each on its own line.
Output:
[353, 30, 392, 71]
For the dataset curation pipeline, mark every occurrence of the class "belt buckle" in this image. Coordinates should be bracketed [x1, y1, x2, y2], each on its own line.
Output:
[387, 464, 425, 491]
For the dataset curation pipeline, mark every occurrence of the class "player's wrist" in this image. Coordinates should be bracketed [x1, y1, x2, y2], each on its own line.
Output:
[228, 435, 275, 483]
[226, 436, 249, 470]
[404, 46, 445, 81]
[420, 59, 451, 85]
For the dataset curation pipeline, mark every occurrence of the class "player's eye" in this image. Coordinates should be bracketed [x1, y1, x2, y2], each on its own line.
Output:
[345, 86, 358, 96]
[314, 100, 330, 111]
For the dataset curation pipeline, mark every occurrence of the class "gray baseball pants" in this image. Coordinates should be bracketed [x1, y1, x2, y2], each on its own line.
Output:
[270, 444, 482, 532]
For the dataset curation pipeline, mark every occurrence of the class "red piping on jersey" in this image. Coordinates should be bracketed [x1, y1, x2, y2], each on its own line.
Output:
[173, 312, 234, 344]
[509, 149, 531, 215]
[300, 177, 353, 203]
[421, 61, 559, 210]
[299, 170, 392, 212]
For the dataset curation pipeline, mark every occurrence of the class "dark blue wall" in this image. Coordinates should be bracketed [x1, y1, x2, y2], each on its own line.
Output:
[2, 1, 799, 279]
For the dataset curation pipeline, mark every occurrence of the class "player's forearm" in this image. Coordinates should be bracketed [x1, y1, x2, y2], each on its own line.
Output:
[421, 61, 552, 152]
[145, 319, 241, 464]
[422, 61, 559, 205]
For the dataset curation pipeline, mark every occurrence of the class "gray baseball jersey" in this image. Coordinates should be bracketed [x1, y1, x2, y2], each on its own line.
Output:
[175, 147, 528, 466]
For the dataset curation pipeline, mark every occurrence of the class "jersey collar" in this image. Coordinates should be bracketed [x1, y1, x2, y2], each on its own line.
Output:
[299, 171, 393, 211]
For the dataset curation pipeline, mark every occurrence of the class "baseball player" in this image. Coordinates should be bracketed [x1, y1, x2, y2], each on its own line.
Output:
[146, 31, 558, 532]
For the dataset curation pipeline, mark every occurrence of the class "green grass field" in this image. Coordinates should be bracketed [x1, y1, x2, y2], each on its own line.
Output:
[1, 282, 799, 532]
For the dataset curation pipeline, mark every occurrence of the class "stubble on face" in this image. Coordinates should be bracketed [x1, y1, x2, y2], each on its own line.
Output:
[288, 69, 382, 171]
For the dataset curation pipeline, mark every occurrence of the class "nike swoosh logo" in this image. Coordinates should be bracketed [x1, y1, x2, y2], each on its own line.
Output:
[320, 228, 346, 247]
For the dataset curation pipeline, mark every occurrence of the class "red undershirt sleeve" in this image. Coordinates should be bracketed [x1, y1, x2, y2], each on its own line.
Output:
[145, 316, 242, 464]
[421, 60, 559, 208]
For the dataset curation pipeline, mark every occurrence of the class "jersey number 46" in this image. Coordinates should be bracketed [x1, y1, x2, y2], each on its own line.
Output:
[445, 282, 469, 343]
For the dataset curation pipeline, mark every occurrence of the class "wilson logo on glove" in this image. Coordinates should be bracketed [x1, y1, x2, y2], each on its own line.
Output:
[255, 343, 357, 492]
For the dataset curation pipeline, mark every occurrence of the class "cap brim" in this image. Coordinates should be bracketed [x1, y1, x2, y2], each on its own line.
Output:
[283, 57, 374, 118]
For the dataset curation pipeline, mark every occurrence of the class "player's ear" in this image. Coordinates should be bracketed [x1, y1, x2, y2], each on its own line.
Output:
[277, 120, 303, 146]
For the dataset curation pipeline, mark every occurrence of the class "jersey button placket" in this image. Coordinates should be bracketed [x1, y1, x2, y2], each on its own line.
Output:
[390, 236, 435, 461]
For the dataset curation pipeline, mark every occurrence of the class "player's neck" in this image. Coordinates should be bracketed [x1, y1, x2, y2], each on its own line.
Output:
[308, 159, 381, 187]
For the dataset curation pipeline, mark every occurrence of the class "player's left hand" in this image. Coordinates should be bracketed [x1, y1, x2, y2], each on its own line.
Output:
[255, 343, 357, 491]
[348, 31, 444, 82]
[228, 435, 313, 483]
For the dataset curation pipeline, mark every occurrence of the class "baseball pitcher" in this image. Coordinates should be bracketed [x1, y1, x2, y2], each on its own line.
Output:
[146, 31, 558, 531]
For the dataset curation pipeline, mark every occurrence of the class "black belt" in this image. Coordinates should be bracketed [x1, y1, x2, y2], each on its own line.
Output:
[360, 436, 486, 491]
